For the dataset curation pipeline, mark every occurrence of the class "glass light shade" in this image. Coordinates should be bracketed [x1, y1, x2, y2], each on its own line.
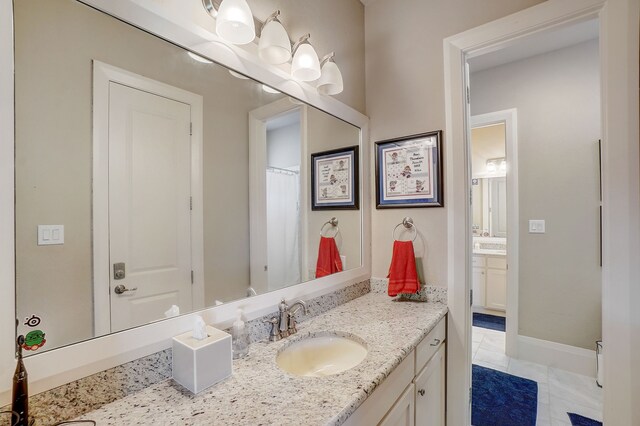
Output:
[216, 0, 255, 45]
[259, 20, 291, 65]
[291, 43, 321, 82]
[486, 161, 497, 173]
[500, 160, 507, 171]
[317, 61, 344, 95]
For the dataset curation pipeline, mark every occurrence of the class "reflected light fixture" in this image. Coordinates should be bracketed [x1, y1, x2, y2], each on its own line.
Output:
[486, 157, 506, 174]
[261, 84, 280, 94]
[228, 69, 249, 79]
[317, 52, 344, 95]
[291, 34, 321, 82]
[187, 51, 213, 64]
[203, 0, 256, 45]
[258, 11, 292, 65]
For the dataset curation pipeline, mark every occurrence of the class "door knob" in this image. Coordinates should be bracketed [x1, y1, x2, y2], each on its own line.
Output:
[114, 284, 137, 295]
[418, 389, 426, 396]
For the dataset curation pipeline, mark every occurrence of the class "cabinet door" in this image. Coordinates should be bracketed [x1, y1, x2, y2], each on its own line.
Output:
[486, 268, 507, 311]
[472, 266, 486, 307]
[379, 384, 415, 426]
[415, 345, 445, 426]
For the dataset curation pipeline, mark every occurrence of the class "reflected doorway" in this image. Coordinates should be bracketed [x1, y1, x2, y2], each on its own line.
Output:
[266, 111, 302, 290]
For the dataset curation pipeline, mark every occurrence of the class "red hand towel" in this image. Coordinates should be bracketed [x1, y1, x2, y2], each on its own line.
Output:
[316, 236, 343, 278]
[387, 240, 419, 297]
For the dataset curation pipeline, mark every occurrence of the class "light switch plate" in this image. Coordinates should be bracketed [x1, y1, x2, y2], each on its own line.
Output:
[38, 225, 64, 245]
[528, 220, 545, 234]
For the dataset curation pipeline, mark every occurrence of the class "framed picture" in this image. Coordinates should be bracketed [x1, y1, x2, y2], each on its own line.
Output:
[375, 131, 443, 208]
[311, 145, 359, 210]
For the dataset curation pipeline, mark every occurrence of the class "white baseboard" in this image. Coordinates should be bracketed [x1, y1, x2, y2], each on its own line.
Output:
[517, 335, 596, 377]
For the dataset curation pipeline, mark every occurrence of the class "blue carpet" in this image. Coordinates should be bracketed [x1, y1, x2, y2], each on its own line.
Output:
[473, 312, 506, 332]
[472, 364, 538, 426]
[567, 412, 603, 426]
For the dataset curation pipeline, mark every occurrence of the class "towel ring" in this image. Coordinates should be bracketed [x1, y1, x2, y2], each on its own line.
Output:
[392, 217, 417, 242]
[320, 217, 340, 238]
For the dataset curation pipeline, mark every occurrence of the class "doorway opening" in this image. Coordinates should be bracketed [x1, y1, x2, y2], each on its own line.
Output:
[265, 110, 303, 290]
[470, 120, 509, 364]
[465, 18, 603, 426]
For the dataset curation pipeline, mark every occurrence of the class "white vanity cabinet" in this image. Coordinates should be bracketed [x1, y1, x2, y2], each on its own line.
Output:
[473, 254, 507, 311]
[414, 345, 445, 426]
[345, 316, 447, 426]
[379, 384, 415, 426]
[472, 256, 487, 307]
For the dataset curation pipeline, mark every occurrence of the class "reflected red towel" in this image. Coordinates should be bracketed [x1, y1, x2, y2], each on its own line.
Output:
[316, 236, 343, 278]
[387, 240, 419, 296]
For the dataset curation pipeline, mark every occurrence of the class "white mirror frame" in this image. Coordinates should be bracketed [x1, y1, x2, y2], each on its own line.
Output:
[0, 0, 370, 404]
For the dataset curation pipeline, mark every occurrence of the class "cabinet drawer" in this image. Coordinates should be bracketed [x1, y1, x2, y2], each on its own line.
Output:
[472, 256, 486, 267]
[487, 256, 506, 269]
[415, 317, 446, 374]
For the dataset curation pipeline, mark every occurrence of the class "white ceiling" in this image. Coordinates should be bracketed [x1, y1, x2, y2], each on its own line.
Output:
[468, 19, 599, 73]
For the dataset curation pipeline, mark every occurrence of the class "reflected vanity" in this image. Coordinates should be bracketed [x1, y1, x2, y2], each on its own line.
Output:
[13, 0, 362, 354]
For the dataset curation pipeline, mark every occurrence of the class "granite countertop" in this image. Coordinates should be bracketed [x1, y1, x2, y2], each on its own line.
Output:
[76, 291, 447, 425]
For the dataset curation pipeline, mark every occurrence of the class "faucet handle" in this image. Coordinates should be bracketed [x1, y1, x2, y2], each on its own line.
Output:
[262, 317, 281, 342]
[287, 312, 299, 335]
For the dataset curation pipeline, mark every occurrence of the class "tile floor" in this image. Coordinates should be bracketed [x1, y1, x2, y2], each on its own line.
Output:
[472, 326, 603, 426]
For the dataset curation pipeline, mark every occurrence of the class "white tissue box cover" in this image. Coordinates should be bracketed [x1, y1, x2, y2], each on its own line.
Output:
[172, 325, 232, 394]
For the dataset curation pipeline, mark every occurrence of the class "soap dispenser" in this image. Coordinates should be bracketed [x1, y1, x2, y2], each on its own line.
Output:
[231, 309, 249, 359]
[12, 335, 28, 426]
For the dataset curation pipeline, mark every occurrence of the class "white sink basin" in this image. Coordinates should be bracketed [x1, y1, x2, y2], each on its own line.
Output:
[276, 332, 368, 377]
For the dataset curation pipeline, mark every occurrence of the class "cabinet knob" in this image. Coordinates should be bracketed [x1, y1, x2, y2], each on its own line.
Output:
[418, 389, 426, 396]
[430, 338, 441, 347]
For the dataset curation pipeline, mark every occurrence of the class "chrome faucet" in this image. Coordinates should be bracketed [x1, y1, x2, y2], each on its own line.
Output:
[287, 300, 309, 335]
[278, 298, 290, 338]
[262, 298, 309, 342]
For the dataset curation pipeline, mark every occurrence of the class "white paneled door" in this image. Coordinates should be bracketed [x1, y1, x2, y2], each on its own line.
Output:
[108, 82, 193, 332]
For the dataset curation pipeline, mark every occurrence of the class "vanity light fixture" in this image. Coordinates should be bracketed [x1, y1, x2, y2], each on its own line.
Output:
[203, 0, 256, 45]
[291, 34, 321, 82]
[317, 52, 344, 95]
[258, 11, 292, 65]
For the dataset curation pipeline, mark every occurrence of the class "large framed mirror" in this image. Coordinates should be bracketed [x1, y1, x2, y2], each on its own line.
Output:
[0, 0, 369, 395]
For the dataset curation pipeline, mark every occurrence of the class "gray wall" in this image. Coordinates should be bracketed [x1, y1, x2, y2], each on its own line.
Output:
[306, 109, 362, 277]
[470, 40, 602, 349]
[364, 0, 545, 284]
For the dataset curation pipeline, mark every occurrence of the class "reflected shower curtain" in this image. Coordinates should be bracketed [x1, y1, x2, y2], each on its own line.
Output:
[266, 169, 301, 289]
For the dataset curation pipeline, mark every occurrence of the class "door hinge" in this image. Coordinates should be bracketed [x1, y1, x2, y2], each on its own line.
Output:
[189, 122, 193, 136]
[191, 270, 194, 284]
[469, 387, 472, 403]
[470, 289, 473, 307]
[190, 196, 193, 211]
[466, 86, 471, 104]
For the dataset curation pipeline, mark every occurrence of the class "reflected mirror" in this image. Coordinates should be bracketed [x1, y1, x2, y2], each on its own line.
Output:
[471, 123, 506, 238]
[14, 0, 362, 353]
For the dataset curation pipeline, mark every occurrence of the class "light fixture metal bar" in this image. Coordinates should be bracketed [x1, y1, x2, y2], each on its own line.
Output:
[291, 33, 311, 54]
[320, 52, 335, 66]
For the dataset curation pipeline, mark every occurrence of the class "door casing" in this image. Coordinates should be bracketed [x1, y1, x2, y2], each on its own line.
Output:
[92, 61, 205, 336]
